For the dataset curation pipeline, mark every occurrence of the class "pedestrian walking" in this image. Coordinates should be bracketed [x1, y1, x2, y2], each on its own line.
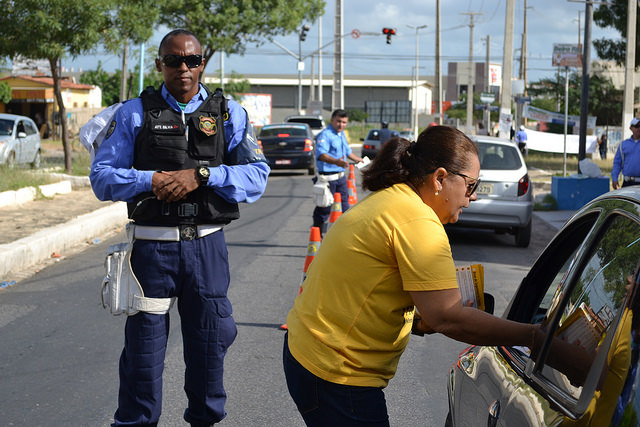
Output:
[90, 29, 269, 426]
[598, 132, 608, 160]
[612, 118, 640, 189]
[515, 125, 528, 156]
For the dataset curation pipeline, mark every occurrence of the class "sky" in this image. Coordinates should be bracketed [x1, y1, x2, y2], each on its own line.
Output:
[62, 0, 623, 84]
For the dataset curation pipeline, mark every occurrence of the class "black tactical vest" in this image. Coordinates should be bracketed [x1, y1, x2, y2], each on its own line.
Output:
[127, 86, 240, 225]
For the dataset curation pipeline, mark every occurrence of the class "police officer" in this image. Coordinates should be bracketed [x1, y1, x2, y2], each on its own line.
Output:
[612, 118, 640, 189]
[312, 109, 363, 234]
[90, 29, 269, 426]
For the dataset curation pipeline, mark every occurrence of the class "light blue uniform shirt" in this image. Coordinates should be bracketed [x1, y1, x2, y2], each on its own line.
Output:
[90, 84, 269, 204]
[315, 124, 352, 174]
[612, 137, 640, 181]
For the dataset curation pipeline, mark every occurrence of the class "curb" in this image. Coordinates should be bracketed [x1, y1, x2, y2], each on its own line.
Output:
[0, 202, 128, 280]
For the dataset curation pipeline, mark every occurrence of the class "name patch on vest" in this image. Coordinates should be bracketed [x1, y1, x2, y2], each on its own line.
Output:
[152, 123, 182, 134]
[198, 115, 217, 136]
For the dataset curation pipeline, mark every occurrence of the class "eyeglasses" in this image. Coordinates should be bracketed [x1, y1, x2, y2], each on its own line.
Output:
[449, 171, 481, 197]
[158, 54, 203, 68]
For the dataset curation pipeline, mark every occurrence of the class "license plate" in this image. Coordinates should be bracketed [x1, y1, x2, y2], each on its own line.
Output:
[477, 183, 493, 194]
[275, 159, 292, 165]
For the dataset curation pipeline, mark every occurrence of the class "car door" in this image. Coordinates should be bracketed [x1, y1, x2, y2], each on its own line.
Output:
[14, 120, 27, 163]
[23, 119, 39, 162]
[450, 197, 640, 426]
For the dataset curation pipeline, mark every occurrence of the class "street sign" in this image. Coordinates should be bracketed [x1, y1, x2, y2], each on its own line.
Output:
[516, 96, 532, 104]
[351, 29, 361, 39]
[480, 92, 495, 104]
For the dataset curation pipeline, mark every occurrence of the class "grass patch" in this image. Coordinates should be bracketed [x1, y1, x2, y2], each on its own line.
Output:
[0, 167, 55, 192]
[525, 151, 612, 175]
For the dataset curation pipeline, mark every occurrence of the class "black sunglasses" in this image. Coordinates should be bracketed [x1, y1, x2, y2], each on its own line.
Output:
[158, 54, 203, 68]
[449, 171, 481, 197]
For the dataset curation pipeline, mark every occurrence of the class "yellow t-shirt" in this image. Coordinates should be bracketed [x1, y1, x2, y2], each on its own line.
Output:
[286, 183, 459, 387]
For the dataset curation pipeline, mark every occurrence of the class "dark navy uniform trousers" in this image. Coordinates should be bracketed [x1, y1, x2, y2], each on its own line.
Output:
[312, 175, 350, 227]
[113, 229, 237, 427]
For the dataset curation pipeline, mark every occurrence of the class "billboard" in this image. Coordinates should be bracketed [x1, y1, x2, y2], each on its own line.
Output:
[237, 93, 272, 127]
[552, 44, 582, 68]
[489, 64, 501, 87]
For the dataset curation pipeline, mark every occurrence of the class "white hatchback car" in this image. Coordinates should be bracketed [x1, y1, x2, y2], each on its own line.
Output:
[0, 113, 42, 168]
[450, 136, 533, 247]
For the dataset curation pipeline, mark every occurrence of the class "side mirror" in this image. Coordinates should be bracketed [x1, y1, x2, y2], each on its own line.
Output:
[360, 138, 364, 141]
[483, 293, 495, 315]
[17, 131, 27, 138]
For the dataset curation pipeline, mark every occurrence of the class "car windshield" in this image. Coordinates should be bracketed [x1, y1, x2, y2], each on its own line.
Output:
[260, 126, 309, 137]
[478, 143, 522, 170]
[0, 119, 14, 136]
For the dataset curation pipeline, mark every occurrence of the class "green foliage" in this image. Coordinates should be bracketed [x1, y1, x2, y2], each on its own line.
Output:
[346, 109, 368, 122]
[221, 71, 251, 99]
[102, 0, 163, 52]
[159, 0, 325, 80]
[0, 80, 11, 104]
[593, 0, 640, 68]
[528, 70, 623, 126]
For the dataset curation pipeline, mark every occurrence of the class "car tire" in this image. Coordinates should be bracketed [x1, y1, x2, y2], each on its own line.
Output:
[31, 150, 41, 169]
[445, 411, 453, 427]
[6, 151, 15, 169]
[514, 220, 532, 248]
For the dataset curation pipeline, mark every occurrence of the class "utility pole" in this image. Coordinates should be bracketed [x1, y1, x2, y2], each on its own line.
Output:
[623, 0, 637, 139]
[318, 15, 323, 104]
[408, 24, 427, 138]
[120, 41, 128, 102]
[484, 35, 491, 133]
[461, 12, 482, 135]
[219, 50, 224, 90]
[578, 1, 593, 164]
[435, 0, 443, 125]
[500, 0, 515, 138]
[332, 0, 344, 111]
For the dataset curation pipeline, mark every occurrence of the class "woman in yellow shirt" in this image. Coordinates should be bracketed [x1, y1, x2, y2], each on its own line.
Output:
[283, 126, 541, 426]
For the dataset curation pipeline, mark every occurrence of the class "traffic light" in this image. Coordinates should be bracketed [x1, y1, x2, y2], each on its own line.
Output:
[382, 27, 396, 44]
[299, 25, 310, 42]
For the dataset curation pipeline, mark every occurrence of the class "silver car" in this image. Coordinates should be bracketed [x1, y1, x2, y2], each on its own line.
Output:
[451, 136, 533, 247]
[0, 113, 42, 168]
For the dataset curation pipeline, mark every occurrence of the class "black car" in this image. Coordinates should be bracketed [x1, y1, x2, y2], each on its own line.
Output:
[258, 123, 315, 175]
[360, 128, 399, 158]
[446, 186, 640, 426]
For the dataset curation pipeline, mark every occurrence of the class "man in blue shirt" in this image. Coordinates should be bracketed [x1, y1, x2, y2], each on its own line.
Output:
[612, 117, 640, 189]
[515, 125, 528, 156]
[312, 109, 363, 234]
[90, 29, 269, 427]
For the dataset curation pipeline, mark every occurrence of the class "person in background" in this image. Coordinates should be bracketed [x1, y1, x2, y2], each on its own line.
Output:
[598, 132, 608, 160]
[312, 109, 363, 235]
[90, 29, 269, 426]
[612, 117, 640, 189]
[283, 126, 572, 426]
[515, 125, 528, 156]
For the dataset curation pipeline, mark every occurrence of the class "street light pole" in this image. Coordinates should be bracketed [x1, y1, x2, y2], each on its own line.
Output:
[408, 24, 426, 138]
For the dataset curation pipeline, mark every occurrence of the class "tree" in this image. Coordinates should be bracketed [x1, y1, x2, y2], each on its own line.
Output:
[0, 81, 10, 104]
[159, 0, 325, 81]
[593, 0, 640, 68]
[0, 0, 112, 173]
[102, 0, 164, 101]
[80, 62, 121, 106]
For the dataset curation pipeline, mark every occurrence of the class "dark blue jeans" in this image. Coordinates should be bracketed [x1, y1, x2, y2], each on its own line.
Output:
[283, 334, 390, 426]
[312, 175, 350, 227]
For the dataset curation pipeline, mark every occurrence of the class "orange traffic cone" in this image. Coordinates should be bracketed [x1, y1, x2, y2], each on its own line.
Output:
[348, 164, 358, 205]
[328, 192, 343, 225]
[280, 226, 322, 331]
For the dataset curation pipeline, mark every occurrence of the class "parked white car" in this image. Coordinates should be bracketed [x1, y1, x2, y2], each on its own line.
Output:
[0, 113, 42, 168]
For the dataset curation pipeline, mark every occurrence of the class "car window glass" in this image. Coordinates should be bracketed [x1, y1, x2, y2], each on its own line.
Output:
[528, 215, 640, 406]
[367, 130, 380, 140]
[16, 121, 26, 134]
[479, 143, 523, 170]
[0, 119, 12, 136]
[24, 121, 37, 135]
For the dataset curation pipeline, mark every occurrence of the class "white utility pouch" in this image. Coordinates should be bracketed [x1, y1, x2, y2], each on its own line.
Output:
[313, 176, 334, 208]
[101, 224, 175, 316]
